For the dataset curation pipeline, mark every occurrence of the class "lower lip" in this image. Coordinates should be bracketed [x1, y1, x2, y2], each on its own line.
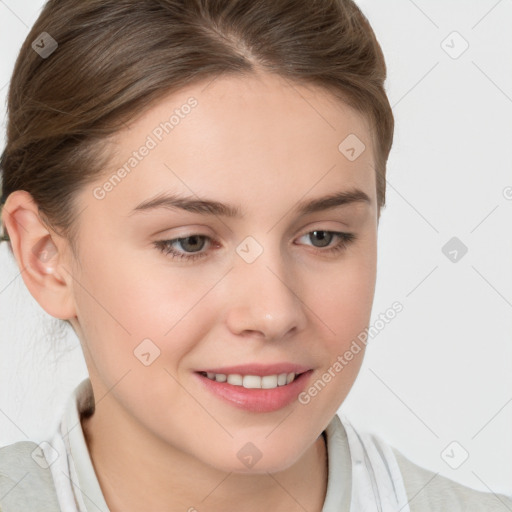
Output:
[194, 370, 313, 413]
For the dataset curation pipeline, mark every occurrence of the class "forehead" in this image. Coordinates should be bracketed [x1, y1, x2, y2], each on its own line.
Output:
[82, 71, 376, 221]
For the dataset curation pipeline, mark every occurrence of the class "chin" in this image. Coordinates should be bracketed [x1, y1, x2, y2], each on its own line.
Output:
[203, 443, 306, 476]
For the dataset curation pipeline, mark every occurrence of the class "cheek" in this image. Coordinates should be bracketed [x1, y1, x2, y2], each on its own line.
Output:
[311, 239, 377, 340]
[73, 261, 203, 401]
[305, 236, 376, 404]
[295, 256, 375, 422]
[72, 245, 223, 374]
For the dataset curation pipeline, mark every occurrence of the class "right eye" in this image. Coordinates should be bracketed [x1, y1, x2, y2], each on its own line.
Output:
[153, 234, 215, 261]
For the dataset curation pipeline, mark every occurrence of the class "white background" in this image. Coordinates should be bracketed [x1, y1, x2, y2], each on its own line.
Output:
[0, 0, 511, 497]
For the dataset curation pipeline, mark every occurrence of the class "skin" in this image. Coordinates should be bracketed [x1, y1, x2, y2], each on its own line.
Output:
[4, 70, 379, 512]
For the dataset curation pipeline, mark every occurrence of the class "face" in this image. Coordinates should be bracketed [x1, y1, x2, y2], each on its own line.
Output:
[66, 71, 378, 473]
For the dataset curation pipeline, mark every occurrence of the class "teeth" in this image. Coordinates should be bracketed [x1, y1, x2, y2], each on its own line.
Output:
[227, 374, 243, 386]
[203, 372, 297, 389]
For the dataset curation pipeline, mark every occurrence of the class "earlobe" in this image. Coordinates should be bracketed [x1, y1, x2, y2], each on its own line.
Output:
[2, 190, 77, 320]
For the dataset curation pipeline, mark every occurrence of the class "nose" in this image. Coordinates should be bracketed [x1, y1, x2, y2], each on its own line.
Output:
[223, 244, 308, 341]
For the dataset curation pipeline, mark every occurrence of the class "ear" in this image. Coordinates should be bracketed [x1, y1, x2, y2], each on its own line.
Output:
[2, 190, 77, 320]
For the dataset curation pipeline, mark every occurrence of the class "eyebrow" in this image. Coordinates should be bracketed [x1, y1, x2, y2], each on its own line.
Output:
[129, 188, 371, 218]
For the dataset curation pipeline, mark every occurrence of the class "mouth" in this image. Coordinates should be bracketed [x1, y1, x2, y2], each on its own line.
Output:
[196, 370, 307, 389]
[194, 369, 314, 413]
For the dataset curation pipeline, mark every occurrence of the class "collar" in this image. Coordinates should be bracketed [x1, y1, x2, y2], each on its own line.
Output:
[62, 378, 110, 512]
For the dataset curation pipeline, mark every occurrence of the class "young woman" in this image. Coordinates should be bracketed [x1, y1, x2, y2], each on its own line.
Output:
[0, 1, 510, 511]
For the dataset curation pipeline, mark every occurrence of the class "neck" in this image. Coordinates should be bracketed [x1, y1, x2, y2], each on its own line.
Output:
[81, 404, 328, 512]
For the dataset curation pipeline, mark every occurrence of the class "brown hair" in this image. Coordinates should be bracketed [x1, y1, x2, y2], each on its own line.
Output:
[0, 0, 393, 257]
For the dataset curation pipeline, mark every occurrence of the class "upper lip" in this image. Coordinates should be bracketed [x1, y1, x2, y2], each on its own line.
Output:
[196, 363, 311, 376]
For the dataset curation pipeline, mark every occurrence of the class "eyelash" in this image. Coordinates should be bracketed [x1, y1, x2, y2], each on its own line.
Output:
[153, 230, 357, 262]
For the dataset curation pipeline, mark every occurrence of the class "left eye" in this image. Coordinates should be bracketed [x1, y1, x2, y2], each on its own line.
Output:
[153, 230, 357, 262]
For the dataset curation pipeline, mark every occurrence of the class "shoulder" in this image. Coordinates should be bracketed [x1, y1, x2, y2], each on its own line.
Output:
[0, 440, 60, 511]
[335, 414, 512, 512]
[391, 446, 512, 512]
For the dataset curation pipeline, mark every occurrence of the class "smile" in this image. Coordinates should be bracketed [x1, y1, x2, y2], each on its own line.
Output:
[199, 371, 301, 389]
[194, 370, 313, 413]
